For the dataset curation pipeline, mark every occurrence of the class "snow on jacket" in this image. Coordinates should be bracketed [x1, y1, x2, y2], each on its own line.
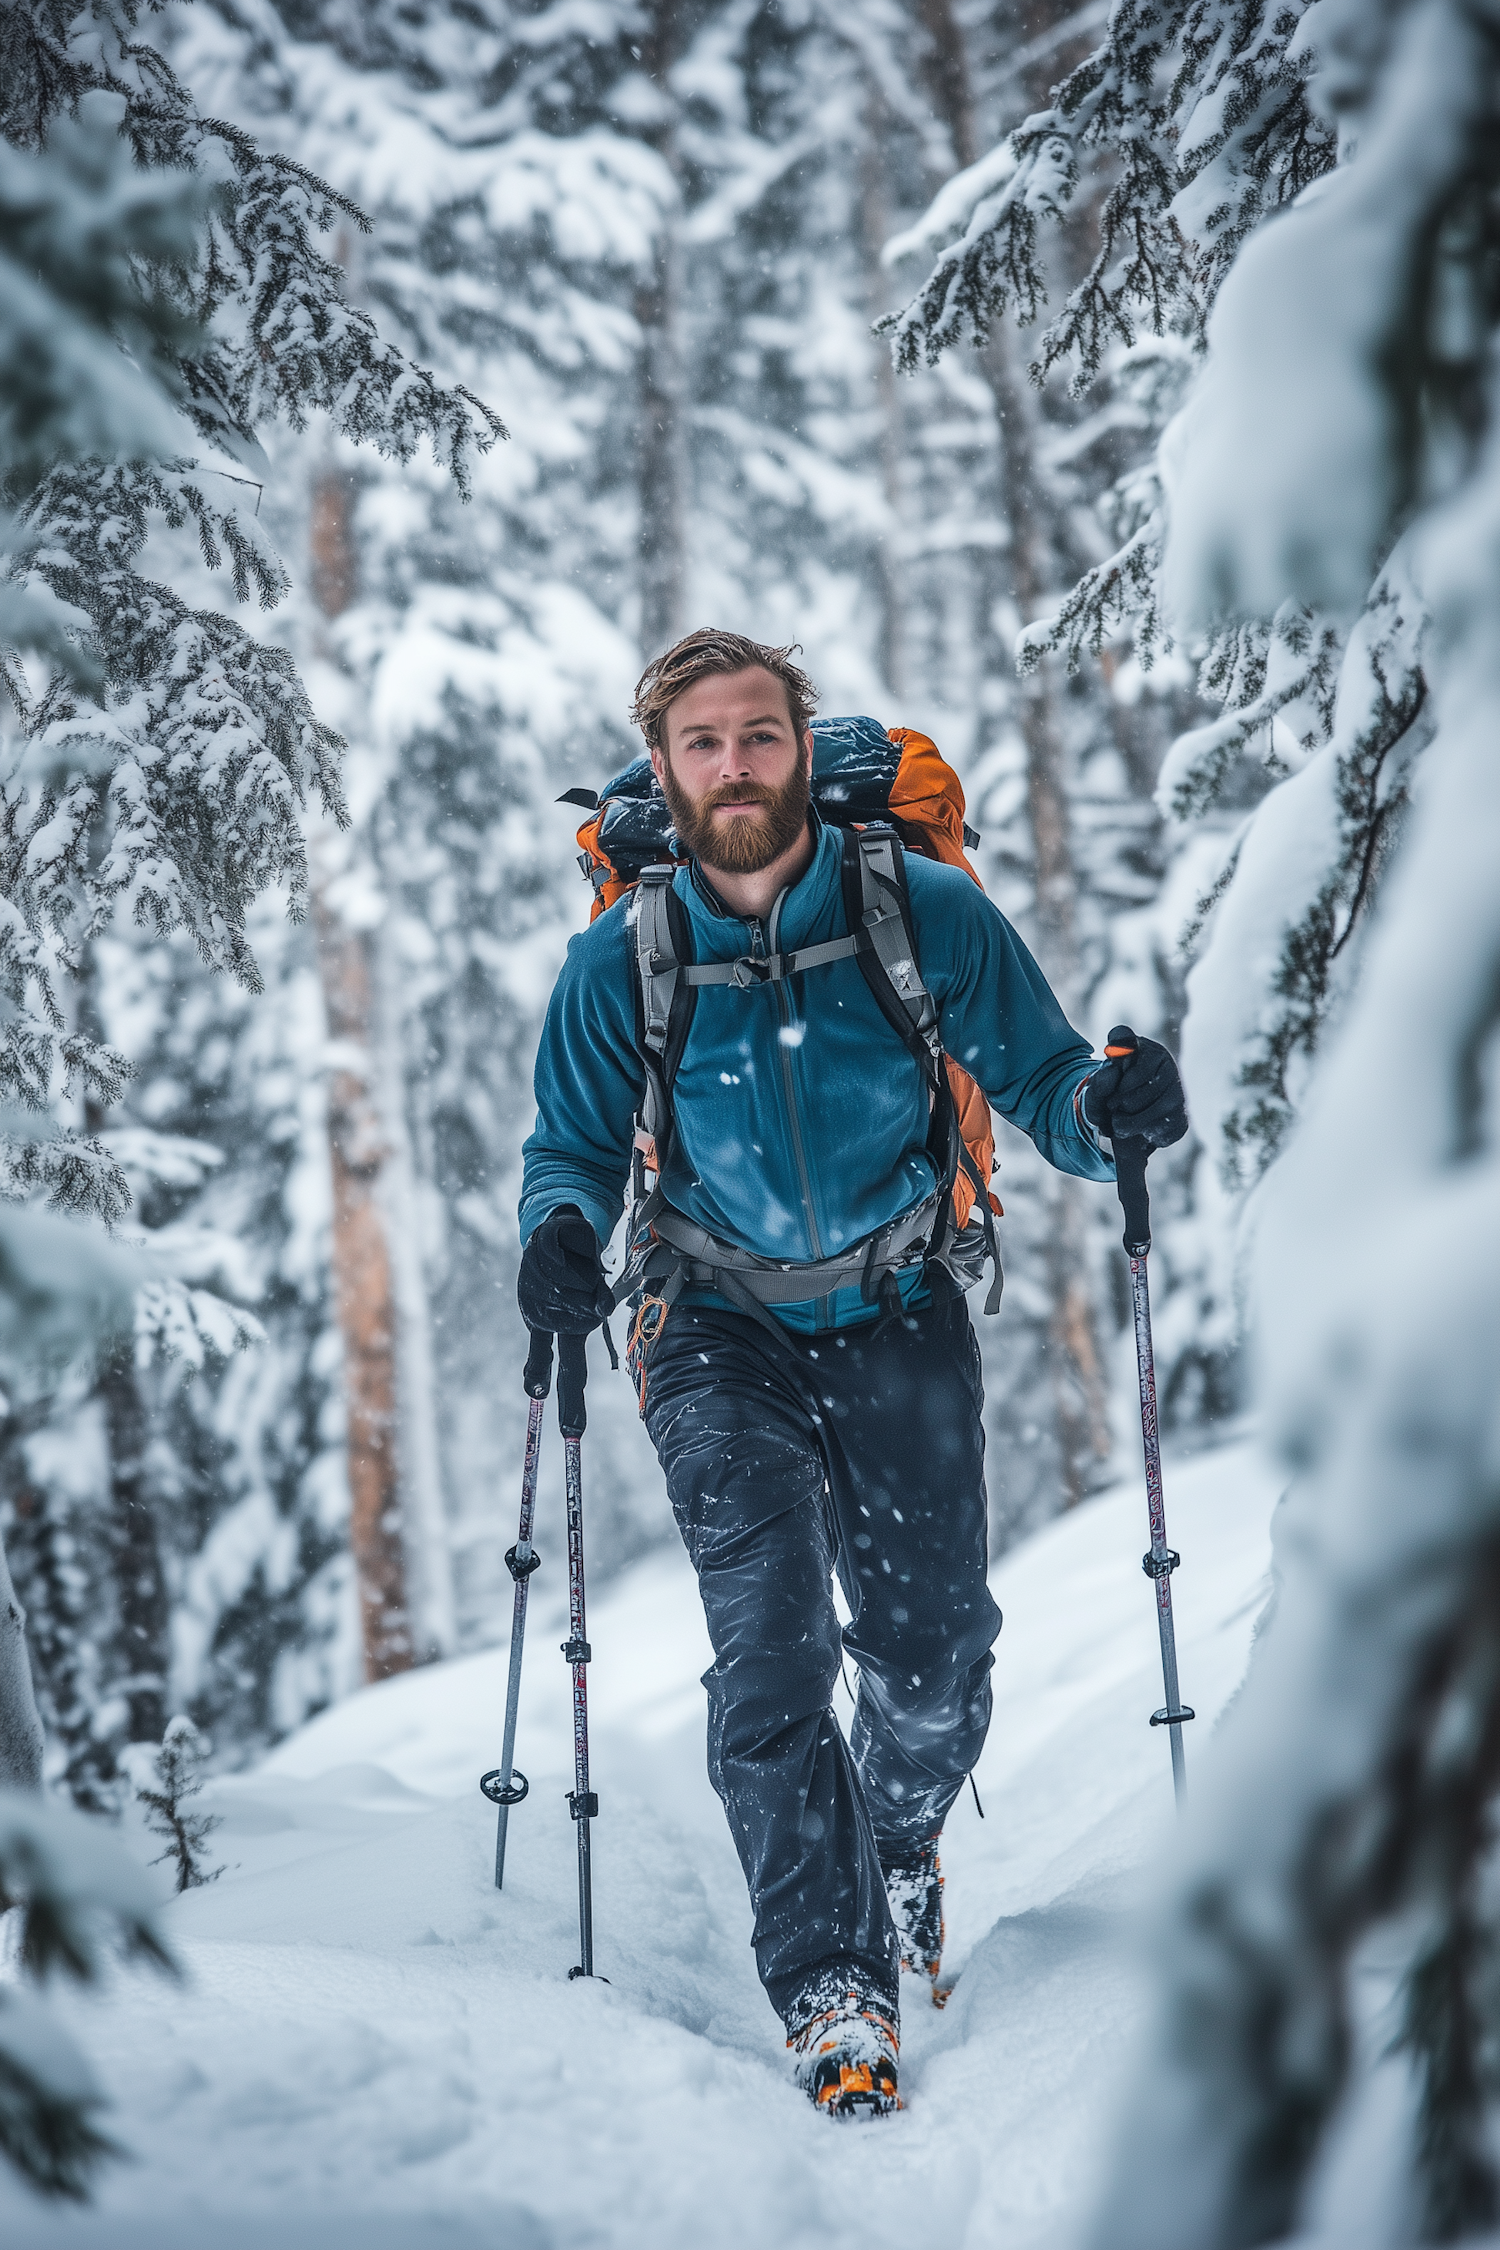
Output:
[519, 813, 1113, 1331]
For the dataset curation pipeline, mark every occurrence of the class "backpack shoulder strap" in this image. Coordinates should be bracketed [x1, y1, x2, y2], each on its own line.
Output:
[841, 829, 1004, 1313]
[630, 865, 696, 1162]
[840, 828, 943, 1085]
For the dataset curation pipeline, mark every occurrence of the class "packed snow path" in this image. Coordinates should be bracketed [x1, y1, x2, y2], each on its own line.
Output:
[6, 1440, 1278, 2250]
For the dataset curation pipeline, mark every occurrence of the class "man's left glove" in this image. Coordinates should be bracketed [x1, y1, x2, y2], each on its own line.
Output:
[517, 1205, 614, 1335]
[1082, 1034, 1189, 1148]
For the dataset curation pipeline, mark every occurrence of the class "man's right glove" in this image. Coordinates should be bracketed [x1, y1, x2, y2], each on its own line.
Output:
[1082, 1030, 1189, 1148]
[517, 1206, 614, 1336]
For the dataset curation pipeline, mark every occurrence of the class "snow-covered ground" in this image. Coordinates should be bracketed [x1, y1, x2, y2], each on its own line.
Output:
[4, 1435, 1279, 2250]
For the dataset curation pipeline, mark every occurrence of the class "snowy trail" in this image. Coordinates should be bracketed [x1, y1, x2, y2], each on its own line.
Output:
[4, 1438, 1279, 2250]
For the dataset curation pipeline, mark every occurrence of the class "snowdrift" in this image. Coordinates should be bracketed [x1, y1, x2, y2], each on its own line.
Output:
[2, 1437, 1278, 2250]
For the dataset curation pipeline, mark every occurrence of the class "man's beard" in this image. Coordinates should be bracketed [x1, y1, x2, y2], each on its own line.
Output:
[659, 756, 812, 875]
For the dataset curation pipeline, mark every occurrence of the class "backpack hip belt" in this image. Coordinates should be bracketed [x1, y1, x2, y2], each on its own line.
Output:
[625, 1186, 946, 1326]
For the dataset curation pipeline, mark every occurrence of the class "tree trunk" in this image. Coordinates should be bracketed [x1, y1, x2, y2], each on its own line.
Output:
[0, 1449, 113, 1807]
[987, 327, 1111, 1507]
[636, 2, 687, 655]
[309, 464, 431, 1681]
[917, 0, 1112, 1505]
[312, 883, 413, 1680]
[372, 911, 454, 1659]
[919, 0, 977, 167]
[0, 1531, 43, 1790]
[860, 81, 908, 698]
[78, 947, 172, 1744]
[97, 1348, 170, 1741]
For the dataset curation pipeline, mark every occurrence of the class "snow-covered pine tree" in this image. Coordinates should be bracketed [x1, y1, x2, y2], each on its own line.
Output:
[885, 1, 1500, 2241]
[0, 0, 501, 1220]
[0, 1203, 160, 2194]
[3, 886, 349, 1800]
[0, 58, 214, 1800]
[878, 0, 1380, 1213]
[0, 1211, 137, 1798]
[127, 1712, 222, 1890]
[0, 0, 502, 1766]
[170, 0, 676, 1636]
[0, 1785, 171, 2196]
[864, 0, 1235, 1530]
[1087, 5, 1500, 2239]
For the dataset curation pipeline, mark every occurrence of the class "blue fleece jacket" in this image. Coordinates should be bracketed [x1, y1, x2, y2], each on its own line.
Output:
[519, 816, 1113, 1330]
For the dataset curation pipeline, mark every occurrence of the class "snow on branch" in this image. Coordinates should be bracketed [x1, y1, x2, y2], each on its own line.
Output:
[2, 0, 506, 490]
[0, 2, 510, 1221]
[1157, 601, 1345, 821]
[0, 90, 206, 494]
[879, 1, 1332, 390]
[0, 458, 346, 1178]
[0, 1786, 173, 2198]
[1083, 3, 1500, 2238]
[125, 1717, 223, 1892]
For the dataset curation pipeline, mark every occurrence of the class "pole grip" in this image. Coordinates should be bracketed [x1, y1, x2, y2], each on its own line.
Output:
[557, 1331, 588, 1438]
[1114, 1134, 1152, 1257]
[523, 1329, 555, 1400]
[1102, 1022, 1152, 1255]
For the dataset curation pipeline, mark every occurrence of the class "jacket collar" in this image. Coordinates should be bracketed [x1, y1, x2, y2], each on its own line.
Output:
[682, 810, 842, 952]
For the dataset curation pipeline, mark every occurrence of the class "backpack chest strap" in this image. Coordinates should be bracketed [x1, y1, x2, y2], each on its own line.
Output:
[679, 930, 870, 988]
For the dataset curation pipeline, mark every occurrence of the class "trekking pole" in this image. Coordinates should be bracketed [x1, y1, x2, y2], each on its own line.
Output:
[480, 1328, 552, 1888]
[1106, 1026, 1195, 1809]
[557, 1331, 601, 1980]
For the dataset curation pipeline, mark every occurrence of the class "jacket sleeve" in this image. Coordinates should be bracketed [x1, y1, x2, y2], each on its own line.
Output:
[907, 857, 1113, 1182]
[519, 904, 645, 1248]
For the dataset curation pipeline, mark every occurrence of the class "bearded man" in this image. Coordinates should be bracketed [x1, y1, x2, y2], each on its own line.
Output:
[517, 628, 1187, 2117]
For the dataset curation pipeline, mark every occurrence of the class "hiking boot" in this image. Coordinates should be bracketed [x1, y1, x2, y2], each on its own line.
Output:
[787, 1985, 900, 2118]
[881, 1838, 945, 2002]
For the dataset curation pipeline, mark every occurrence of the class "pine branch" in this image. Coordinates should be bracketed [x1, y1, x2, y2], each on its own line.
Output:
[0, 1788, 172, 2198]
[9, 458, 346, 974]
[881, 1, 1333, 389]
[0, 2, 506, 487]
[1207, 566, 1428, 1187]
[132, 1716, 223, 1892]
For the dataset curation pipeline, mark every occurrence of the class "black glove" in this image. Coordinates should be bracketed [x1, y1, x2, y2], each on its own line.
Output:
[517, 1207, 613, 1335]
[1082, 1027, 1189, 1148]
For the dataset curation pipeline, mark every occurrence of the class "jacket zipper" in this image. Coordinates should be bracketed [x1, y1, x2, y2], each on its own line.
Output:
[763, 893, 824, 1261]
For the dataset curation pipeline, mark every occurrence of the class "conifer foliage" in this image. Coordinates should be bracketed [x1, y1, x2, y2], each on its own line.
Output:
[127, 1714, 223, 1892]
[881, 0, 1335, 387]
[0, 0, 502, 1218]
[885, 0, 1441, 1197]
[0, 1787, 173, 2196]
[886, 2, 1500, 2243]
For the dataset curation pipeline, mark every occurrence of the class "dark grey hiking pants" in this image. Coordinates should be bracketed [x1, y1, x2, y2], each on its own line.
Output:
[642, 1290, 1001, 2027]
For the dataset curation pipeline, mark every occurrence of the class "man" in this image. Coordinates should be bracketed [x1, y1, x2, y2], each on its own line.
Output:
[518, 628, 1187, 2117]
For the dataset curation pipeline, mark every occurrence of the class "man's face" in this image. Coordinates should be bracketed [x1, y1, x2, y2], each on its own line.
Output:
[651, 666, 813, 875]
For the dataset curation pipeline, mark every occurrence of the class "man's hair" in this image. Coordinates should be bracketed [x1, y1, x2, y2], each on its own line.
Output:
[631, 628, 819, 753]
